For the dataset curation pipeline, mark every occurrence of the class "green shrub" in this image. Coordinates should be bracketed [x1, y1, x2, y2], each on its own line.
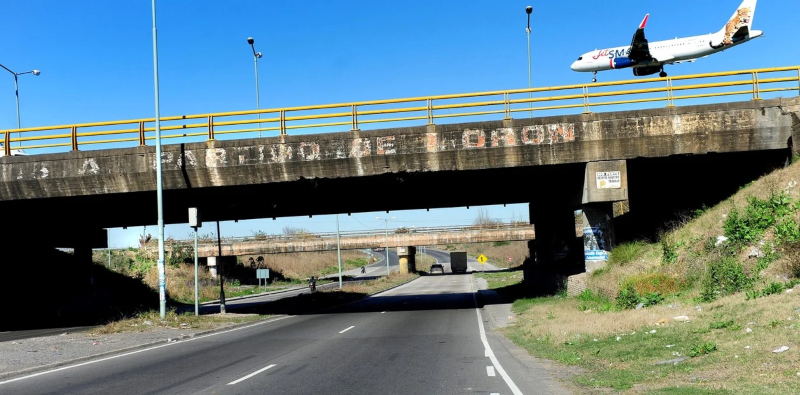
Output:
[700, 256, 749, 302]
[724, 192, 796, 245]
[689, 342, 717, 357]
[641, 292, 664, 307]
[616, 284, 640, 310]
[493, 241, 511, 247]
[661, 238, 679, 264]
[615, 285, 664, 310]
[775, 219, 800, 243]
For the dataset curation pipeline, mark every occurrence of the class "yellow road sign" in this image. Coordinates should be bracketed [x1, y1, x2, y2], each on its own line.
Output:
[477, 254, 487, 264]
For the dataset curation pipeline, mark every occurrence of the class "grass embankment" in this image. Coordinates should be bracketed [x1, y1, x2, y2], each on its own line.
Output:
[92, 309, 264, 335]
[438, 241, 529, 269]
[486, 161, 800, 393]
[94, 249, 371, 305]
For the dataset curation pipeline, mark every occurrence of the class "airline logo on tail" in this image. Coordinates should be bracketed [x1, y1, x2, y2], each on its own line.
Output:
[715, 0, 757, 48]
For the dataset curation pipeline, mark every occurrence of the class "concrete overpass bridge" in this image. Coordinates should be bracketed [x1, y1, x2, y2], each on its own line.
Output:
[175, 223, 537, 257]
[2, 65, 800, 294]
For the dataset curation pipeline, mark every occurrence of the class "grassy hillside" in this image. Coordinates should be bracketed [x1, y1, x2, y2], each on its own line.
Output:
[486, 159, 800, 394]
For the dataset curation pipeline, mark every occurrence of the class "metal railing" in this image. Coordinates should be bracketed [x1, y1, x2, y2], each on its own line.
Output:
[3, 65, 799, 156]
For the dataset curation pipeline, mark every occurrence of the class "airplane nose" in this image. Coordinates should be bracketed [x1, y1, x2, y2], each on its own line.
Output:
[570, 62, 578, 71]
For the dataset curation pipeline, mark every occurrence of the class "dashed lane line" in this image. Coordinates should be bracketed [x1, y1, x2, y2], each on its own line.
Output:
[227, 364, 276, 385]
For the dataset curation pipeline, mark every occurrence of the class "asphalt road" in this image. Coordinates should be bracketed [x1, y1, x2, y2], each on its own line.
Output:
[0, 269, 568, 394]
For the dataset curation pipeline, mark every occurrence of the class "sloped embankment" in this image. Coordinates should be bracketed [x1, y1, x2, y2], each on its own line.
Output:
[501, 159, 800, 393]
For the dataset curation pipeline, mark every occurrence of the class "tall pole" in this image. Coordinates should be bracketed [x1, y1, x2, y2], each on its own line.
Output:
[217, 221, 226, 314]
[194, 226, 199, 316]
[254, 53, 261, 138]
[152, 0, 167, 319]
[248, 37, 263, 138]
[526, 6, 533, 118]
[14, 75, 20, 131]
[384, 220, 390, 276]
[336, 214, 342, 288]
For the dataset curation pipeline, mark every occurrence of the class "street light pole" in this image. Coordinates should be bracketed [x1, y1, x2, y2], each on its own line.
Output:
[336, 214, 343, 288]
[526, 6, 533, 118]
[0, 64, 40, 147]
[151, 0, 167, 319]
[247, 37, 263, 138]
[376, 216, 396, 276]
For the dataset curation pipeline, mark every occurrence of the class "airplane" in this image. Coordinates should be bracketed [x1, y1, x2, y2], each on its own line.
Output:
[571, 0, 762, 82]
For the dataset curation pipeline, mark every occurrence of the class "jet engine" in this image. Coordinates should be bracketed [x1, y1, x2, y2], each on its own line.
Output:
[633, 66, 662, 76]
[611, 57, 636, 69]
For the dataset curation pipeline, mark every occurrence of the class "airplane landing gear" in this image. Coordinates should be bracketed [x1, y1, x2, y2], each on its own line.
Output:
[659, 69, 668, 78]
[592, 71, 597, 83]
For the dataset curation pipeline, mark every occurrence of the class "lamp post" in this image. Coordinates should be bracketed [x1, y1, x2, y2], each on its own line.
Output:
[526, 5, 533, 118]
[336, 214, 343, 288]
[151, 0, 167, 319]
[246, 37, 263, 138]
[0, 64, 40, 147]
[376, 216, 396, 276]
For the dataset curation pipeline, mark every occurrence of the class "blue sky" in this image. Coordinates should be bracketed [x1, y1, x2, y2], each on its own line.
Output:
[1, 0, 797, 248]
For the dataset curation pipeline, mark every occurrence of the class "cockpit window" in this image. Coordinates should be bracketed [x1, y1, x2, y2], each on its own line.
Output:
[577, 57, 583, 61]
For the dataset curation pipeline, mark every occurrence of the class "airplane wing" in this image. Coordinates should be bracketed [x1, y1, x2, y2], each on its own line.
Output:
[671, 55, 708, 64]
[628, 14, 654, 62]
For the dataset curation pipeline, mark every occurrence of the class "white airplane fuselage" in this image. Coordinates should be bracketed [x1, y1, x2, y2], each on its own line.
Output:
[571, 30, 763, 73]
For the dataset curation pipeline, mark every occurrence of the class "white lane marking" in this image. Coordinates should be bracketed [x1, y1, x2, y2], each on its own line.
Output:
[227, 364, 276, 385]
[0, 316, 293, 386]
[471, 282, 523, 395]
[339, 326, 355, 334]
[490, 393, 500, 395]
[485, 349, 490, 357]
[487, 366, 496, 377]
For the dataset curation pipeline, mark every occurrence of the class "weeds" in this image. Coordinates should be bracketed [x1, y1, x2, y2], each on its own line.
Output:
[700, 256, 749, 302]
[746, 280, 799, 300]
[689, 341, 717, 357]
[661, 238, 679, 264]
[723, 192, 795, 245]
[608, 241, 648, 266]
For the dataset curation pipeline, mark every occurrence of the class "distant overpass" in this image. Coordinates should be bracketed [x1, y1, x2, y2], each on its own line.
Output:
[171, 224, 536, 257]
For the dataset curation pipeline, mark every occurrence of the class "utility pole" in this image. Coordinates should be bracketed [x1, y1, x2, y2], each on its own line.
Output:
[217, 221, 226, 314]
[336, 214, 343, 288]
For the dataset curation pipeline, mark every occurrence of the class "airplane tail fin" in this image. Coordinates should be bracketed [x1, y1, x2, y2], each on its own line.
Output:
[714, 0, 757, 46]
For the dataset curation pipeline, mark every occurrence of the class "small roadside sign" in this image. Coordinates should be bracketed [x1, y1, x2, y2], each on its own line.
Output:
[477, 254, 488, 264]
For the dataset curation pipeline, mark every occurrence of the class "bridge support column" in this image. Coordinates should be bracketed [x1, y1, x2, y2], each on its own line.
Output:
[397, 246, 417, 274]
[581, 160, 629, 273]
[525, 203, 580, 294]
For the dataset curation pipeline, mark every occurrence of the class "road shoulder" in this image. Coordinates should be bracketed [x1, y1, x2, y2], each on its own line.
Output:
[474, 274, 583, 395]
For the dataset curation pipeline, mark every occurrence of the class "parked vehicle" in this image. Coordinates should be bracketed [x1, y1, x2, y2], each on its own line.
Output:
[449, 252, 468, 274]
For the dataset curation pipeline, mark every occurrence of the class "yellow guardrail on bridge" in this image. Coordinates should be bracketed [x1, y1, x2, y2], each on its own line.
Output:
[3, 65, 799, 156]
